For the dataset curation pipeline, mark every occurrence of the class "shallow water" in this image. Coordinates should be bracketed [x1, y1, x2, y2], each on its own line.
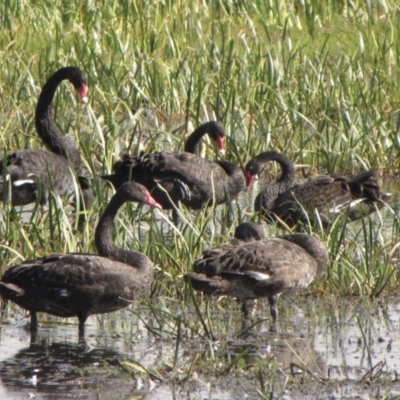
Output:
[1, 297, 400, 399]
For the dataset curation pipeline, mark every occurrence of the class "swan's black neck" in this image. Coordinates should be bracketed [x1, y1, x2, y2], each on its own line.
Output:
[255, 151, 296, 188]
[95, 190, 150, 269]
[35, 67, 81, 171]
[215, 160, 241, 176]
[184, 121, 224, 154]
[251, 152, 297, 212]
[184, 124, 209, 154]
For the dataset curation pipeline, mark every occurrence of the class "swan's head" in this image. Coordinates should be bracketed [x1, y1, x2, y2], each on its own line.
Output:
[66, 67, 89, 103]
[244, 159, 261, 190]
[119, 182, 162, 209]
[234, 222, 265, 242]
[143, 191, 162, 209]
[78, 83, 89, 104]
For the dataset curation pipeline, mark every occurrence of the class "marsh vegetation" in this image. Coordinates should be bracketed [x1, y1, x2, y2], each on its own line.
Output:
[1, 0, 400, 398]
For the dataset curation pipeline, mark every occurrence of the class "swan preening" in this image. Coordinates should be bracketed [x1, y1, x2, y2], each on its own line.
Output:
[102, 121, 245, 225]
[185, 222, 328, 322]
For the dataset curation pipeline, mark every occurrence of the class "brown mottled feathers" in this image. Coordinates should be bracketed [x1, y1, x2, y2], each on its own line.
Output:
[191, 236, 327, 296]
[186, 223, 328, 321]
[246, 151, 391, 229]
[0, 254, 147, 317]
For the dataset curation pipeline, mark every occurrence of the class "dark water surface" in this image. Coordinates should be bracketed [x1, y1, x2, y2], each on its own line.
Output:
[1, 297, 400, 399]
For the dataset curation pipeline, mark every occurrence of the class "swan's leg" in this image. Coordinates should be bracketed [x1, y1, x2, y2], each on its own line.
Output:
[268, 294, 279, 323]
[30, 312, 38, 331]
[30, 329, 38, 344]
[241, 299, 256, 317]
[269, 321, 278, 333]
[78, 313, 88, 341]
[241, 300, 250, 316]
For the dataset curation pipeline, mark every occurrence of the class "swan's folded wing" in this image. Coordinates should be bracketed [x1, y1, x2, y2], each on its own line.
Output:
[1, 253, 136, 292]
[193, 238, 313, 277]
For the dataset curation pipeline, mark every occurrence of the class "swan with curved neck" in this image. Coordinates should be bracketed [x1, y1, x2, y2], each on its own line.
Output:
[183, 120, 225, 155]
[0, 182, 161, 339]
[102, 121, 244, 225]
[186, 222, 328, 323]
[245, 151, 390, 229]
[0, 66, 89, 206]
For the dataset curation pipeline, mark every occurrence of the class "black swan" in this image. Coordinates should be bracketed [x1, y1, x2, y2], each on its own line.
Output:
[102, 121, 245, 224]
[245, 151, 391, 229]
[0, 66, 89, 207]
[0, 182, 161, 339]
[185, 222, 328, 322]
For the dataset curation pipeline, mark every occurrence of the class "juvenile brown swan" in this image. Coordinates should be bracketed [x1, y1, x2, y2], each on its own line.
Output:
[0, 182, 161, 339]
[103, 121, 245, 224]
[185, 222, 328, 322]
[245, 151, 391, 229]
[0, 66, 89, 206]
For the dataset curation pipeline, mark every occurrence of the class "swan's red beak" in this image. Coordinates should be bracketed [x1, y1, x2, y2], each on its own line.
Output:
[144, 192, 162, 209]
[78, 83, 89, 104]
[245, 171, 255, 191]
[216, 135, 225, 156]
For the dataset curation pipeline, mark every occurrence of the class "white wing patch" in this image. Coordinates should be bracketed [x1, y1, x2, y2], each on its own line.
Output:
[244, 271, 270, 281]
[58, 289, 70, 298]
[329, 198, 364, 213]
[222, 270, 271, 281]
[12, 179, 35, 187]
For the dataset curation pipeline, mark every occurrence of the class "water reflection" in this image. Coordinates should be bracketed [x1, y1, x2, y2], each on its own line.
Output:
[312, 299, 400, 380]
[2, 298, 400, 399]
[0, 340, 134, 399]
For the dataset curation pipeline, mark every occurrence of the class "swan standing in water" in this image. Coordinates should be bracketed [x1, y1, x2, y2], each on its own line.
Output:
[186, 222, 328, 323]
[102, 121, 245, 225]
[0, 182, 161, 339]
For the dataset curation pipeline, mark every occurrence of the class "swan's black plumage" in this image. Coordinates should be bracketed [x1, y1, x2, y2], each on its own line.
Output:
[0, 182, 161, 338]
[103, 121, 245, 223]
[0, 67, 89, 206]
